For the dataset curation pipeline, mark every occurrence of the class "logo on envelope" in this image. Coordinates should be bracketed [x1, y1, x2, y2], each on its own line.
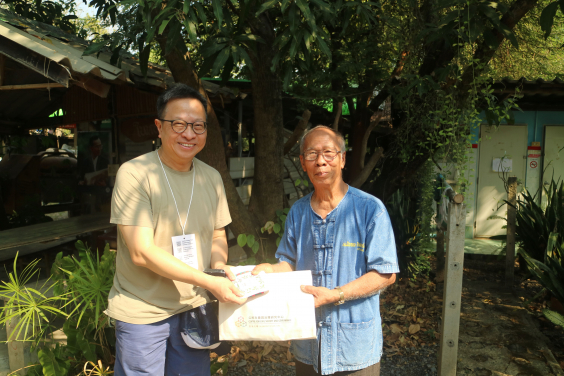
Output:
[235, 316, 247, 327]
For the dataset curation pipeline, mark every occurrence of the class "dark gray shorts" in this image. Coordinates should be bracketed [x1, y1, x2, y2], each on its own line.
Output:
[114, 313, 211, 376]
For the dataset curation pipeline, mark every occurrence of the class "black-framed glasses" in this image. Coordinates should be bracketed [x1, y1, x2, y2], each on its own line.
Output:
[303, 150, 343, 161]
[158, 119, 207, 135]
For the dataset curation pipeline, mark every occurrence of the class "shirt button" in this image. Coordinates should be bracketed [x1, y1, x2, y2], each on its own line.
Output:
[318, 322, 323, 327]
[321, 245, 325, 248]
[322, 219, 326, 223]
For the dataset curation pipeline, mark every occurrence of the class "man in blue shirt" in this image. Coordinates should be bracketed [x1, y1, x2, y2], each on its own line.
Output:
[253, 125, 399, 375]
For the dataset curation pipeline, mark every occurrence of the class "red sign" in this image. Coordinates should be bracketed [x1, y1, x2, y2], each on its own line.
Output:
[530, 161, 538, 169]
[58, 124, 76, 129]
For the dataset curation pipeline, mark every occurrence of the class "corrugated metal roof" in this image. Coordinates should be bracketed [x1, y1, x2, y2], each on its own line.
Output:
[492, 77, 564, 95]
[0, 9, 236, 99]
[491, 77, 564, 110]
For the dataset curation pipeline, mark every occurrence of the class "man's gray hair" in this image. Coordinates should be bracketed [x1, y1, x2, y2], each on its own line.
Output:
[299, 125, 346, 154]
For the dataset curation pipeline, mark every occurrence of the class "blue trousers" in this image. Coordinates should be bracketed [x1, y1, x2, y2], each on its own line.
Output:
[114, 313, 211, 376]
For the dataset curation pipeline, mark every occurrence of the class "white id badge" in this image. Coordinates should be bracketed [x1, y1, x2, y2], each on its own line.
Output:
[172, 234, 199, 270]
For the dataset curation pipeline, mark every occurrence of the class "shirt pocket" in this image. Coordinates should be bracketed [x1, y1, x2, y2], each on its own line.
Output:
[336, 318, 376, 366]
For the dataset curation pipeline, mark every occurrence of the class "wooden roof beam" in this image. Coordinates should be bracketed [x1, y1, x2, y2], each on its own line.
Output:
[0, 83, 65, 90]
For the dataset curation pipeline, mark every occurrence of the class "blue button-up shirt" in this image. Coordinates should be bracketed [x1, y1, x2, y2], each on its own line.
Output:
[276, 186, 399, 375]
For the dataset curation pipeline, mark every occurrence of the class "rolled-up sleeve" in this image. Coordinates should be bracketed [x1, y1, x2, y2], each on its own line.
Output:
[365, 208, 400, 274]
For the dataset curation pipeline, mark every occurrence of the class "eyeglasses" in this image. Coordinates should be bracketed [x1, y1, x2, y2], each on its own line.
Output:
[303, 150, 343, 161]
[158, 119, 207, 135]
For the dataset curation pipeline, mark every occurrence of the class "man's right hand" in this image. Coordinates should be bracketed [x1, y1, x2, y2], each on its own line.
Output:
[206, 276, 247, 305]
[251, 263, 274, 275]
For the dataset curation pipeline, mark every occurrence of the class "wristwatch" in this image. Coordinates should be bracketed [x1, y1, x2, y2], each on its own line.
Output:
[334, 286, 345, 306]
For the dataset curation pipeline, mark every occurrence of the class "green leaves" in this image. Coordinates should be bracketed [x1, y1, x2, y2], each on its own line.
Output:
[59, 243, 115, 329]
[237, 234, 247, 248]
[0, 255, 68, 344]
[255, 0, 278, 16]
[38, 345, 70, 376]
[199, 29, 262, 79]
[238, 234, 259, 254]
[76, 329, 98, 362]
[212, 47, 231, 76]
[540, 1, 561, 39]
[543, 309, 564, 329]
[212, 0, 224, 26]
[82, 40, 108, 56]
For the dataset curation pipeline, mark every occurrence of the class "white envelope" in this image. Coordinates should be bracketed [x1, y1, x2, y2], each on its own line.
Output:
[219, 270, 317, 341]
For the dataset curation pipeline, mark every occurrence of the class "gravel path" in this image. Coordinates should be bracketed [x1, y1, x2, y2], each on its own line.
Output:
[225, 344, 439, 376]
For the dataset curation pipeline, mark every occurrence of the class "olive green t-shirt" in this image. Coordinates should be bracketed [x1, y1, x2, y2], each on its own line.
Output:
[106, 151, 231, 324]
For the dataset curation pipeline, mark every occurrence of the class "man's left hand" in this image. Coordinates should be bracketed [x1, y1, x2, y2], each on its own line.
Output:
[300, 285, 340, 308]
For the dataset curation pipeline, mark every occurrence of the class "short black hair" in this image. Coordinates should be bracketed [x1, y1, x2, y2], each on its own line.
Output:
[156, 84, 208, 119]
[89, 135, 101, 147]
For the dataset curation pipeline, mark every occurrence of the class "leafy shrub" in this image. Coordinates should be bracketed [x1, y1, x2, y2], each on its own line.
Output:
[386, 189, 431, 278]
[0, 241, 115, 376]
[237, 208, 290, 264]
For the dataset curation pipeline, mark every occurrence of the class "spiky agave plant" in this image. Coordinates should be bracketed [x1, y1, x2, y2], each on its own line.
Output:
[520, 232, 564, 328]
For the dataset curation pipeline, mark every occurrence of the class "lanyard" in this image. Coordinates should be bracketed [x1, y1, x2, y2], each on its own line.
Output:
[156, 149, 196, 237]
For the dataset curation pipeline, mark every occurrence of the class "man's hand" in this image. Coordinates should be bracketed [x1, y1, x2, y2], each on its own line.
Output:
[206, 276, 247, 305]
[222, 265, 236, 281]
[251, 261, 294, 275]
[300, 285, 340, 308]
[251, 263, 274, 275]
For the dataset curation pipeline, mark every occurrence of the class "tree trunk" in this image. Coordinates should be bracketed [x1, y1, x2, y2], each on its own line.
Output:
[156, 35, 259, 256]
[247, 19, 285, 227]
[345, 108, 371, 182]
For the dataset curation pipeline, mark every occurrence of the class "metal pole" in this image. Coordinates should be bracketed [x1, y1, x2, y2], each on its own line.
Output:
[438, 201, 466, 376]
[506, 176, 517, 287]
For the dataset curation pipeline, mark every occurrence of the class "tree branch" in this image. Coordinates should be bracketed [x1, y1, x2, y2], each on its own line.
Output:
[459, 0, 539, 88]
[366, 49, 408, 113]
[332, 102, 342, 130]
[359, 113, 382, 170]
[284, 109, 311, 155]
[349, 147, 384, 188]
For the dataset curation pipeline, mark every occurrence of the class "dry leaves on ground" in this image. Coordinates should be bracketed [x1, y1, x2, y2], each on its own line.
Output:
[211, 341, 295, 374]
[380, 277, 442, 355]
[211, 275, 444, 372]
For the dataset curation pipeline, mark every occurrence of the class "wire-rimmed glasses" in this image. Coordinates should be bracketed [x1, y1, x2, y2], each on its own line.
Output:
[303, 150, 343, 161]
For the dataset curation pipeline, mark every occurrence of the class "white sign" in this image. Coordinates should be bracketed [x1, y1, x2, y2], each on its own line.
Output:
[526, 147, 542, 197]
[492, 158, 512, 172]
[219, 270, 316, 341]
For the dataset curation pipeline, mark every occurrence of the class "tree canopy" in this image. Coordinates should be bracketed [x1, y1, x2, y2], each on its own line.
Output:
[6, 0, 564, 258]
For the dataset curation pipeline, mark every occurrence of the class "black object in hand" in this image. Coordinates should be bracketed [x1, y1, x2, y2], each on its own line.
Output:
[204, 269, 227, 278]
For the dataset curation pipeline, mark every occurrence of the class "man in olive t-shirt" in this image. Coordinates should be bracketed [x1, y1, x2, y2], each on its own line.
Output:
[107, 84, 246, 376]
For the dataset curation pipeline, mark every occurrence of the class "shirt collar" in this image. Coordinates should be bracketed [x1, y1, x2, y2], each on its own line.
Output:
[309, 184, 350, 220]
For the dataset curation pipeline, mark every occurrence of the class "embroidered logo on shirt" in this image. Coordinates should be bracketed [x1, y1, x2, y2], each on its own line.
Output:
[342, 241, 365, 252]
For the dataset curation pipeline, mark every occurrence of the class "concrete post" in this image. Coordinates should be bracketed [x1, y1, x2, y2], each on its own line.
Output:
[438, 202, 466, 376]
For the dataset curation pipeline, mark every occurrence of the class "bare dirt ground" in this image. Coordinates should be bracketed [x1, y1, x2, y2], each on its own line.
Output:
[455, 256, 564, 376]
[216, 255, 564, 376]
